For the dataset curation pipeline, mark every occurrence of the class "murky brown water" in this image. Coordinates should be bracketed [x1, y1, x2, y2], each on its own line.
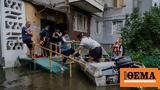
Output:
[0, 67, 157, 90]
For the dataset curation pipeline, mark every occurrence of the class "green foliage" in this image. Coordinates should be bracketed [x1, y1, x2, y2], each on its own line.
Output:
[140, 56, 160, 68]
[127, 50, 143, 61]
[121, 7, 160, 60]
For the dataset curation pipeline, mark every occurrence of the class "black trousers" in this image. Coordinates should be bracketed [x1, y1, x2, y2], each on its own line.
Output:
[62, 48, 79, 64]
[89, 47, 102, 62]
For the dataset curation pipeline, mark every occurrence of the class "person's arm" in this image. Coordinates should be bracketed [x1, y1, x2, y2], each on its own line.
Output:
[73, 45, 83, 56]
[73, 39, 84, 56]
[26, 28, 32, 36]
[52, 32, 56, 37]
[119, 45, 123, 56]
[57, 32, 62, 37]
[62, 36, 73, 43]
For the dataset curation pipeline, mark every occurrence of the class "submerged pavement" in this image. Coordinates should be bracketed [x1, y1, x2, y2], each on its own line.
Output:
[0, 67, 157, 90]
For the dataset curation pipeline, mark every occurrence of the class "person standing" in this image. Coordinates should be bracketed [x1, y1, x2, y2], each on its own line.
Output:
[112, 38, 124, 58]
[51, 29, 62, 44]
[51, 29, 62, 54]
[40, 25, 50, 56]
[22, 21, 33, 57]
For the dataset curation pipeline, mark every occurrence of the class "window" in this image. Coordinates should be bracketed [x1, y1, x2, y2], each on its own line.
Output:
[112, 21, 123, 36]
[114, 0, 124, 8]
[74, 12, 88, 32]
[154, 3, 157, 6]
[96, 21, 99, 33]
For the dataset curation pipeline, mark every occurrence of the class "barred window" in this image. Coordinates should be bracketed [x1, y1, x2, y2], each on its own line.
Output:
[74, 12, 88, 32]
[112, 21, 123, 36]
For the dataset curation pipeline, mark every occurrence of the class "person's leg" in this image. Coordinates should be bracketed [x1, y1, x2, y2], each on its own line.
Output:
[43, 42, 49, 57]
[62, 50, 70, 64]
[88, 50, 95, 62]
[26, 43, 33, 57]
[60, 48, 74, 71]
[94, 47, 102, 62]
[52, 43, 56, 56]
[89, 47, 102, 62]
[60, 50, 69, 71]
[29, 48, 33, 57]
[46, 42, 50, 56]
[42, 44, 46, 56]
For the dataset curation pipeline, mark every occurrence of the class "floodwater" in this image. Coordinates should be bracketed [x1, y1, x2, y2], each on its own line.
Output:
[0, 66, 157, 90]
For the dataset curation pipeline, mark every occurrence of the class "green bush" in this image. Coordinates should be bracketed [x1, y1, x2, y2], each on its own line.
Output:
[121, 7, 160, 63]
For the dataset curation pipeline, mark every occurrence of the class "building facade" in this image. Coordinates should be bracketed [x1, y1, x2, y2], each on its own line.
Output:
[91, 0, 134, 50]
[138, 0, 160, 15]
[0, 0, 26, 68]
[0, 0, 104, 68]
[91, 0, 160, 50]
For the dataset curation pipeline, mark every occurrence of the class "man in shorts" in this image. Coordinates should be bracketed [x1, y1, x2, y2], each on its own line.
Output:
[74, 33, 102, 62]
[22, 21, 33, 57]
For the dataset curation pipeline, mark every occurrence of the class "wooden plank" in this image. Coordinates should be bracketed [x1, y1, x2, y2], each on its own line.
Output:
[18, 56, 67, 73]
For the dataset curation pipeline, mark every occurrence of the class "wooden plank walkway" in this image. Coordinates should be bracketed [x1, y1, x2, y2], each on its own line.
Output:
[18, 56, 67, 73]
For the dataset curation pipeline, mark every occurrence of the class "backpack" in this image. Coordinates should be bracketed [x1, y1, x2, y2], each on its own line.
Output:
[119, 45, 125, 56]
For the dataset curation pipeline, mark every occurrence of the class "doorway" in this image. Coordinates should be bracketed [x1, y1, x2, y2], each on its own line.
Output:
[41, 19, 56, 37]
[41, 19, 67, 36]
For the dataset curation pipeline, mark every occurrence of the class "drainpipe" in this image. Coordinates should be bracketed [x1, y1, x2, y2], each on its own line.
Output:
[0, 0, 5, 67]
[65, 0, 71, 35]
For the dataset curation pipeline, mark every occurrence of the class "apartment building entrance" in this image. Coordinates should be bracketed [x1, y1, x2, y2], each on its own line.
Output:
[41, 19, 56, 37]
[41, 19, 67, 37]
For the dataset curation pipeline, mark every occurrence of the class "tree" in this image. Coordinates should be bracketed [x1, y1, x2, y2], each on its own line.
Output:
[121, 7, 160, 58]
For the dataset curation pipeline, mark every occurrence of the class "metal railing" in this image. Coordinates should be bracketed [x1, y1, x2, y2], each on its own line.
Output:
[31, 42, 86, 78]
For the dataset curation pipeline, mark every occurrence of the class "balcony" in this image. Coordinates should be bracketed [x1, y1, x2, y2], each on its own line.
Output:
[69, 0, 104, 13]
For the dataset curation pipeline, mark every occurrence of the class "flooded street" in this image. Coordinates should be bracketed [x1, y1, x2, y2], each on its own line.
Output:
[0, 67, 157, 90]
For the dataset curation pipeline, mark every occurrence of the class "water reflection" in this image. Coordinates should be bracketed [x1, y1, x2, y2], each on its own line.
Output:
[0, 68, 6, 90]
[0, 67, 157, 90]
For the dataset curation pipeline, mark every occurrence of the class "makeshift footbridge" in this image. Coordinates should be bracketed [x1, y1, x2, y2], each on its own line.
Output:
[18, 42, 87, 77]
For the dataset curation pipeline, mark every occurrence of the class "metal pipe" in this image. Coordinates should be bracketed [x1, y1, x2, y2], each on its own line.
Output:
[69, 61, 72, 78]
[49, 44, 52, 73]
[32, 44, 36, 70]
[34, 43, 87, 67]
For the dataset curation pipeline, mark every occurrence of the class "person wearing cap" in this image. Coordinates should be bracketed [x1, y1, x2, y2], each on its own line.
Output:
[22, 21, 33, 57]
[74, 33, 102, 63]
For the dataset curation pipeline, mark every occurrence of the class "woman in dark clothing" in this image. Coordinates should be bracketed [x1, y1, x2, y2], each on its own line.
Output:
[50, 30, 62, 55]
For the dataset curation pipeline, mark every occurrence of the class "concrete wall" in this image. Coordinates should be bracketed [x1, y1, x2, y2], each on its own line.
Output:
[138, 0, 160, 15]
[0, 0, 2, 66]
[25, 3, 41, 43]
[90, 17, 103, 43]
[0, 0, 26, 68]
[100, 0, 158, 49]
[152, 0, 160, 6]
[138, 0, 152, 15]
[102, 0, 133, 44]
